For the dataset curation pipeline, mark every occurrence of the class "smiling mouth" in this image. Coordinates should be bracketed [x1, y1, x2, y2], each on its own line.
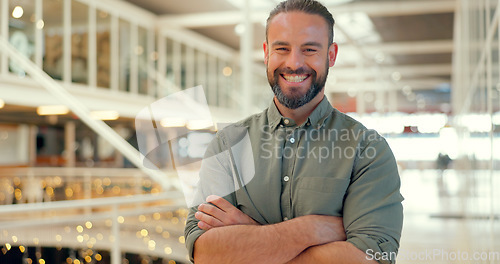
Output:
[281, 74, 309, 83]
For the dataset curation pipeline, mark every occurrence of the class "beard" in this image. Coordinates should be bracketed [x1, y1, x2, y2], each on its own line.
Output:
[268, 62, 329, 110]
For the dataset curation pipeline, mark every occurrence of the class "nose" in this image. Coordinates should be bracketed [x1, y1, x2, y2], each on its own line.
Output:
[284, 49, 304, 70]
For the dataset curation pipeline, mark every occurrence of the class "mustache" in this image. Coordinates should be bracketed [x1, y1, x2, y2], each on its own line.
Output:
[275, 67, 314, 75]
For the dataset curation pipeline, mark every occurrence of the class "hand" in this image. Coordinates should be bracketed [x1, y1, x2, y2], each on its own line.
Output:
[195, 195, 259, 230]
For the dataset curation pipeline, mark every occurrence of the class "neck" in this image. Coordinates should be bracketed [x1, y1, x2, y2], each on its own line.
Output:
[274, 94, 324, 126]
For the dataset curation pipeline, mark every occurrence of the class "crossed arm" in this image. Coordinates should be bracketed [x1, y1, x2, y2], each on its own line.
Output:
[192, 195, 377, 264]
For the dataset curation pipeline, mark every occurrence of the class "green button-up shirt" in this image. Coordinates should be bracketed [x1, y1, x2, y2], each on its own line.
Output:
[185, 97, 404, 264]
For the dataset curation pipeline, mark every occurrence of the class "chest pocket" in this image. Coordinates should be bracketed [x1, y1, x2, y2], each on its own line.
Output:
[293, 177, 350, 217]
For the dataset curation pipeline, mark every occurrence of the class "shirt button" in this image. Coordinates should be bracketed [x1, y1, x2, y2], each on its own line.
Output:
[283, 217, 289, 221]
[284, 176, 290, 182]
[289, 137, 295, 143]
[284, 119, 290, 125]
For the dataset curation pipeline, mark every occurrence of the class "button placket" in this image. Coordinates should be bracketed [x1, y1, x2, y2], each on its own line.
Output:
[279, 125, 293, 222]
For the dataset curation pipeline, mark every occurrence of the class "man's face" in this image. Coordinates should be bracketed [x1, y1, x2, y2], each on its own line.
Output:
[264, 12, 337, 109]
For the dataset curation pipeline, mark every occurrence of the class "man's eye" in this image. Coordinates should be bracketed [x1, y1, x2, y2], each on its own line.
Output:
[305, 48, 317, 52]
[276, 47, 288, 51]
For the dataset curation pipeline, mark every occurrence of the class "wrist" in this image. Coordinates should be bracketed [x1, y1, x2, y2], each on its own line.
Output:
[283, 216, 318, 248]
[291, 215, 346, 245]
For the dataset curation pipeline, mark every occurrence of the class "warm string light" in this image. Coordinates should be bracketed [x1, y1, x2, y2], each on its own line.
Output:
[139, 215, 146, 222]
[164, 247, 172, 254]
[12, 6, 23, 18]
[14, 188, 22, 201]
[147, 240, 156, 251]
[0, 183, 189, 261]
[143, 180, 152, 188]
[153, 213, 161, 220]
[1, 175, 164, 204]
[3, 225, 180, 262]
[111, 186, 121, 194]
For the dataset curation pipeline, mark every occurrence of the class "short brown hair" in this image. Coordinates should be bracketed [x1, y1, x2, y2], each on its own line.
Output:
[266, 0, 335, 45]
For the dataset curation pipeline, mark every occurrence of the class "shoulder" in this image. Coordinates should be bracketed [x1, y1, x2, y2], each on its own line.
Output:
[234, 108, 268, 128]
[329, 109, 379, 136]
[331, 108, 366, 130]
[329, 108, 386, 147]
[213, 108, 269, 146]
[218, 108, 268, 134]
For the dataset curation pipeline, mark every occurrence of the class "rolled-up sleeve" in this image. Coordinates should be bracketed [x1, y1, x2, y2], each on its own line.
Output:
[343, 130, 404, 264]
[184, 205, 206, 262]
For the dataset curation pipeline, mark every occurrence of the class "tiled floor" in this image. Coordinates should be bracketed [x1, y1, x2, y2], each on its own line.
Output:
[397, 169, 500, 263]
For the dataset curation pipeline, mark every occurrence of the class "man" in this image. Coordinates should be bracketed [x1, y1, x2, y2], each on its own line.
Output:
[184, 0, 403, 263]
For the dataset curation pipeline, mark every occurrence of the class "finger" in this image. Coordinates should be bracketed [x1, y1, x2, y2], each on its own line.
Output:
[197, 220, 213, 231]
[205, 195, 237, 212]
[195, 211, 224, 228]
[198, 203, 225, 222]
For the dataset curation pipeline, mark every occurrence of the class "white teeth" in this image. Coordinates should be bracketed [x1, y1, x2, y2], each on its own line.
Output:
[283, 75, 307, 83]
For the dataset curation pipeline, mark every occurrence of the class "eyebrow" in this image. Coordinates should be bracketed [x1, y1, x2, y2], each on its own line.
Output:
[271, 41, 290, 47]
[271, 41, 323, 48]
[302, 42, 323, 48]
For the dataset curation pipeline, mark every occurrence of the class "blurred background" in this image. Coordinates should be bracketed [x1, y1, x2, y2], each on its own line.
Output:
[0, 0, 498, 263]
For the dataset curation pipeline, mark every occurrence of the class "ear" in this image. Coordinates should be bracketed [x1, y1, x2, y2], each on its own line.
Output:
[263, 41, 269, 65]
[328, 42, 338, 67]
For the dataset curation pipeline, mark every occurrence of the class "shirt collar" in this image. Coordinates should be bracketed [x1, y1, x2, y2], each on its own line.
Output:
[307, 96, 334, 129]
[267, 99, 283, 131]
[267, 96, 334, 131]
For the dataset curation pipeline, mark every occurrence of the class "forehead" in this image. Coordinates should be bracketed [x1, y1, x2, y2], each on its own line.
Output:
[267, 11, 329, 44]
